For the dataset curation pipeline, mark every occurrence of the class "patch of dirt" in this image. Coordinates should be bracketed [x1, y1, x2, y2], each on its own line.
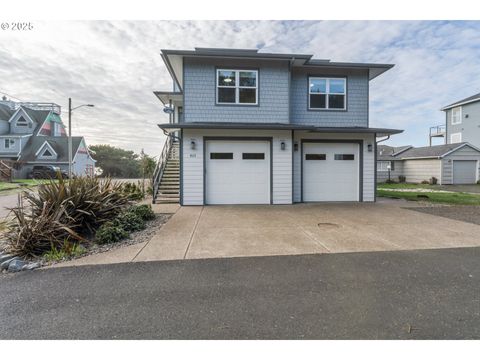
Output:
[406, 206, 480, 226]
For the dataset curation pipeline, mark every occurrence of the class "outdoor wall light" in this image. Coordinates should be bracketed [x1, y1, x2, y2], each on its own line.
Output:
[190, 140, 196, 150]
[294, 142, 299, 152]
[280, 141, 286, 151]
[367, 143, 373, 152]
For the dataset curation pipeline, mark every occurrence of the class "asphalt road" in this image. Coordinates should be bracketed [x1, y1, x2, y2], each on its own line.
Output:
[1, 247, 480, 339]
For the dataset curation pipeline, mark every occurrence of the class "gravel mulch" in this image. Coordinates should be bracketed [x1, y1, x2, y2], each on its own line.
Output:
[406, 205, 480, 225]
[38, 213, 172, 267]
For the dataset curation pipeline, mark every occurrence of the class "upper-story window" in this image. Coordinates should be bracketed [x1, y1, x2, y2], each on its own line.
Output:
[451, 106, 462, 125]
[16, 116, 29, 127]
[309, 77, 346, 110]
[4, 138, 15, 149]
[216, 69, 258, 105]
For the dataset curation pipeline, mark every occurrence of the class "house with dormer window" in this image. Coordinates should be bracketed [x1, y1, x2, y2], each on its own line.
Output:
[0, 98, 95, 178]
[152, 47, 402, 204]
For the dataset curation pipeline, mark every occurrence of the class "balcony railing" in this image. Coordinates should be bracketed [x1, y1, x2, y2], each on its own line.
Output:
[0, 101, 61, 114]
[429, 125, 446, 137]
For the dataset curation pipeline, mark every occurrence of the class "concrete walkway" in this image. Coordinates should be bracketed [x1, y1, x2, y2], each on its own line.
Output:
[53, 199, 480, 268]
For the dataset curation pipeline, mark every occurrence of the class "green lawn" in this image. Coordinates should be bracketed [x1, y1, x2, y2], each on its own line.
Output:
[377, 185, 480, 205]
[377, 183, 436, 190]
[0, 179, 57, 192]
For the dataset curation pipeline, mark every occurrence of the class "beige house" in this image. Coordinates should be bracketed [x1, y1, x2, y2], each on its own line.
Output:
[377, 143, 480, 185]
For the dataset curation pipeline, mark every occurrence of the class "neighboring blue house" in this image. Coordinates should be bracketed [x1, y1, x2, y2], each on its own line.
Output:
[0, 98, 96, 179]
[153, 48, 402, 205]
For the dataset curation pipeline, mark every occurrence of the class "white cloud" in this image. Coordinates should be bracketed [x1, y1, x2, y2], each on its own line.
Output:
[0, 20, 479, 155]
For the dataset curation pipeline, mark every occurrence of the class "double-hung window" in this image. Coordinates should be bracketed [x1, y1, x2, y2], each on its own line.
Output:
[309, 77, 346, 110]
[451, 107, 462, 125]
[4, 138, 15, 149]
[217, 69, 258, 105]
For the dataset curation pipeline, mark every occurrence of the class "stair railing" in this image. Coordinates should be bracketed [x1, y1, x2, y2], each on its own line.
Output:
[152, 136, 173, 203]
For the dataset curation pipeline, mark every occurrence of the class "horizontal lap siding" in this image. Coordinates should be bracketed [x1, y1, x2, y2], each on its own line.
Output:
[401, 159, 441, 183]
[183, 58, 290, 124]
[293, 132, 375, 202]
[442, 146, 480, 184]
[182, 129, 292, 205]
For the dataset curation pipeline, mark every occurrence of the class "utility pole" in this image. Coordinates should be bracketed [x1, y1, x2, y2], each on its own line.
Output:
[67, 99, 94, 179]
[68, 97, 72, 179]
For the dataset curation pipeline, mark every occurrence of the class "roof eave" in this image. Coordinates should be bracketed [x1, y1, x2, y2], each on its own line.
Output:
[441, 98, 480, 111]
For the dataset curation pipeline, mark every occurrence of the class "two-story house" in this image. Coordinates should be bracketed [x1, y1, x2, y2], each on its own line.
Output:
[153, 48, 402, 205]
[442, 93, 480, 148]
[0, 98, 96, 179]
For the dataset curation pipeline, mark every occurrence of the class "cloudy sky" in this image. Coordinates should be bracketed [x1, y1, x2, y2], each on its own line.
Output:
[1, 20, 479, 156]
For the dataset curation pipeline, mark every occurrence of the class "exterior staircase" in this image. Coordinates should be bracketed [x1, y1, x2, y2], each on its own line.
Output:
[0, 160, 13, 181]
[152, 138, 180, 204]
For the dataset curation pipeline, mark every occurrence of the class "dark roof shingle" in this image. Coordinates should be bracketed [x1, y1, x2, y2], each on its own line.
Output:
[442, 92, 480, 110]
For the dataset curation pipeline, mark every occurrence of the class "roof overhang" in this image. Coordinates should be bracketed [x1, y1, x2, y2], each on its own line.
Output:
[160, 48, 395, 89]
[158, 122, 403, 137]
[154, 91, 183, 105]
[441, 97, 480, 111]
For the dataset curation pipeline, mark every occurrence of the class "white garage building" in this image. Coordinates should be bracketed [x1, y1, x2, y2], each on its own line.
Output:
[377, 142, 480, 185]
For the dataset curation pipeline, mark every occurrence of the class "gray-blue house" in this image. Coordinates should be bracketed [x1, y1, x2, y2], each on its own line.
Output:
[153, 48, 402, 205]
[0, 99, 96, 179]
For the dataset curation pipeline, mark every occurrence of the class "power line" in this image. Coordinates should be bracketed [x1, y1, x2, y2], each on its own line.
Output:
[0, 90, 23, 102]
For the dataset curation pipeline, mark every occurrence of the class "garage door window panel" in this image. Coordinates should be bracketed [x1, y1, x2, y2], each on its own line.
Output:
[335, 154, 355, 160]
[210, 152, 233, 160]
[242, 153, 265, 160]
[305, 154, 326, 160]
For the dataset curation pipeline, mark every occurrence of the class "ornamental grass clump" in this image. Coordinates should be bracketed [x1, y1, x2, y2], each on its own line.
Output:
[3, 176, 131, 257]
[25, 176, 131, 234]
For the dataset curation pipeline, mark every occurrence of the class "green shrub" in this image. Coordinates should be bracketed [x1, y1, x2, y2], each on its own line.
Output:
[122, 181, 145, 200]
[95, 222, 128, 244]
[114, 211, 146, 232]
[129, 204, 155, 221]
[43, 241, 85, 262]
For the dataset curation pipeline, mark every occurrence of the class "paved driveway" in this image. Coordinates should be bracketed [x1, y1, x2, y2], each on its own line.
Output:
[58, 199, 480, 267]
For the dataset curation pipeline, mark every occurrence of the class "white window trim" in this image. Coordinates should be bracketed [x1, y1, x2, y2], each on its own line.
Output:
[216, 69, 258, 105]
[377, 161, 392, 172]
[4, 138, 15, 149]
[451, 106, 462, 125]
[450, 132, 462, 144]
[16, 116, 29, 127]
[308, 77, 347, 110]
[35, 141, 58, 158]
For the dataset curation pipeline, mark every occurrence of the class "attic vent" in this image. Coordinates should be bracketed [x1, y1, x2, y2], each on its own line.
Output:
[17, 116, 28, 127]
[43, 149, 53, 157]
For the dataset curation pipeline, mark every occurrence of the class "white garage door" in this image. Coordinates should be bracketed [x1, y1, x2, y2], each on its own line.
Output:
[303, 142, 360, 201]
[205, 140, 270, 204]
[453, 160, 477, 184]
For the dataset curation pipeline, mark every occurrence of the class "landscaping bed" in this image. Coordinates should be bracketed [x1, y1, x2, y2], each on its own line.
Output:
[0, 177, 164, 273]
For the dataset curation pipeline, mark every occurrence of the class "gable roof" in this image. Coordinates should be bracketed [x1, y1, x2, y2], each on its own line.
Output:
[35, 140, 58, 157]
[0, 103, 15, 121]
[160, 47, 394, 91]
[18, 136, 84, 163]
[387, 142, 480, 160]
[377, 145, 413, 160]
[441, 92, 480, 111]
